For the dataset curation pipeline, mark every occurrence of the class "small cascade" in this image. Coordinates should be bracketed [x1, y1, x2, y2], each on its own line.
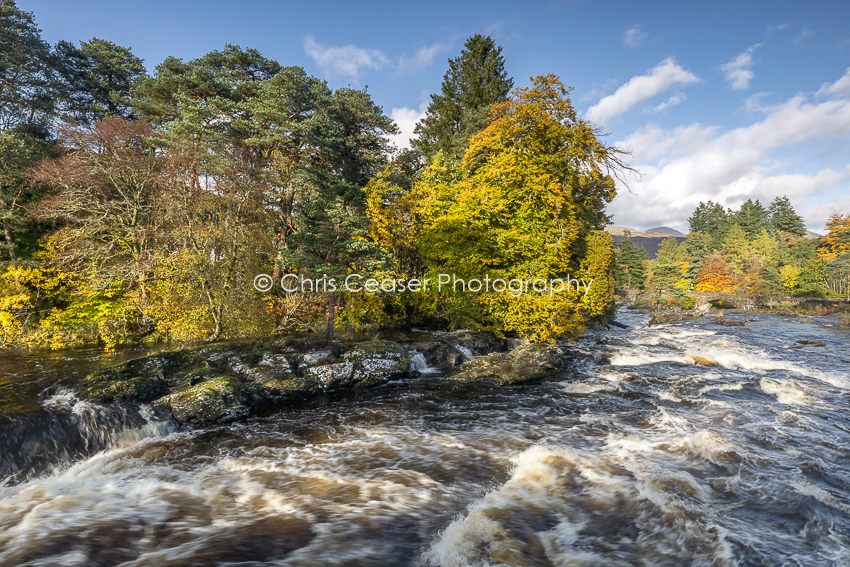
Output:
[410, 352, 439, 374]
[0, 393, 176, 485]
[506, 338, 528, 351]
[454, 345, 475, 363]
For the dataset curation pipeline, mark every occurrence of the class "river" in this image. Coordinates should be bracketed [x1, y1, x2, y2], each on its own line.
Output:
[1, 308, 849, 566]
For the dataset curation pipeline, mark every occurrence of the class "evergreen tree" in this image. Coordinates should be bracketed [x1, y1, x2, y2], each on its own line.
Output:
[733, 198, 768, 241]
[767, 195, 806, 237]
[281, 87, 396, 342]
[412, 34, 512, 160]
[0, 0, 56, 261]
[53, 37, 146, 123]
[615, 230, 648, 289]
[684, 232, 708, 288]
[688, 200, 728, 250]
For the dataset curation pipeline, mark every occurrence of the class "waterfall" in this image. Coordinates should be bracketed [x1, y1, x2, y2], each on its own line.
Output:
[410, 352, 439, 374]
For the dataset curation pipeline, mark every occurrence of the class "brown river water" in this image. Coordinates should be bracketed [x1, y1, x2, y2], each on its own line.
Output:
[1, 308, 849, 566]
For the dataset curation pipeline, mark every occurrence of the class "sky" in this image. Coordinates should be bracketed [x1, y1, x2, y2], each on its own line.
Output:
[19, 0, 850, 233]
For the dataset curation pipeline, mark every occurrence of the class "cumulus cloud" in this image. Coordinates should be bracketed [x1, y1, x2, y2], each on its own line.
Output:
[485, 21, 504, 34]
[611, 70, 850, 232]
[644, 93, 687, 114]
[585, 58, 700, 125]
[303, 35, 390, 78]
[388, 101, 429, 151]
[818, 67, 850, 98]
[398, 41, 453, 74]
[622, 25, 648, 48]
[720, 44, 761, 90]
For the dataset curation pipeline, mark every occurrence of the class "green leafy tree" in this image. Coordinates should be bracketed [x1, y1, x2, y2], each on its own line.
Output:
[53, 37, 146, 123]
[767, 196, 806, 237]
[655, 236, 686, 264]
[412, 34, 513, 160]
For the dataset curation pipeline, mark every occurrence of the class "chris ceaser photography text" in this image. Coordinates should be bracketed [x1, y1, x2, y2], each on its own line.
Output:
[253, 273, 594, 297]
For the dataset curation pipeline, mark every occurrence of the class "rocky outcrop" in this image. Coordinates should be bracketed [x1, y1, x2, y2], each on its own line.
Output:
[451, 343, 565, 385]
[77, 339, 414, 426]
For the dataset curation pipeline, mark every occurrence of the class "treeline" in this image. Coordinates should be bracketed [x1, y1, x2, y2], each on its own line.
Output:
[614, 197, 850, 302]
[0, 1, 626, 348]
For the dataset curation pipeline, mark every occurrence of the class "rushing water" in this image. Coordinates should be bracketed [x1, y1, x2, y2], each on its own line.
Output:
[1, 309, 849, 566]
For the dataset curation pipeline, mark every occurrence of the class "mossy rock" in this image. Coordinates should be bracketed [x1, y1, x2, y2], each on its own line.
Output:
[78, 374, 166, 403]
[161, 377, 249, 425]
[451, 343, 563, 385]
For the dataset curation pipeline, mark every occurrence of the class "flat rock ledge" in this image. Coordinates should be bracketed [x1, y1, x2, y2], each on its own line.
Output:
[75, 331, 564, 426]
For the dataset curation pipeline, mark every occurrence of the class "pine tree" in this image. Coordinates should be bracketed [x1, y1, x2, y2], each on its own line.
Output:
[684, 232, 708, 288]
[767, 196, 806, 237]
[412, 34, 513, 160]
[688, 200, 729, 250]
[53, 37, 146, 123]
[615, 230, 648, 289]
[733, 199, 768, 241]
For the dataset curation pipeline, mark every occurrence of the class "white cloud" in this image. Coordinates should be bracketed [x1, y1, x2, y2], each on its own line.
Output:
[303, 35, 390, 78]
[720, 44, 761, 90]
[794, 27, 813, 44]
[485, 21, 504, 35]
[585, 58, 700, 125]
[644, 93, 687, 114]
[622, 25, 648, 48]
[818, 67, 850, 98]
[388, 101, 429, 151]
[611, 71, 850, 232]
[398, 41, 453, 74]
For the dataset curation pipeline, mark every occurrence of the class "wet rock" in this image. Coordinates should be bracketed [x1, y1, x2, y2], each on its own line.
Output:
[649, 310, 701, 326]
[715, 319, 746, 327]
[796, 339, 826, 348]
[306, 362, 355, 389]
[161, 377, 249, 425]
[452, 343, 564, 385]
[691, 356, 718, 367]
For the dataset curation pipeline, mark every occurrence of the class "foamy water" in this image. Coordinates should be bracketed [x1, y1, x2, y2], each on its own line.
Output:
[1, 309, 849, 565]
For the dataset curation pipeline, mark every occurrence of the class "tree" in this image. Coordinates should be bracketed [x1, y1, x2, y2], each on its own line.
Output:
[695, 253, 735, 293]
[767, 196, 806, 237]
[614, 230, 648, 289]
[683, 232, 708, 288]
[408, 75, 628, 340]
[0, 0, 56, 261]
[412, 34, 513, 160]
[0, 0, 55, 135]
[53, 37, 146, 123]
[818, 213, 850, 261]
[733, 199, 768, 241]
[655, 236, 686, 264]
[279, 87, 396, 342]
[688, 200, 728, 250]
[722, 223, 750, 275]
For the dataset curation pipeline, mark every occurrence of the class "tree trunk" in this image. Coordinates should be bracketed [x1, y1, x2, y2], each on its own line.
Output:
[2, 217, 17, 262]
[327, 293, 335, 344]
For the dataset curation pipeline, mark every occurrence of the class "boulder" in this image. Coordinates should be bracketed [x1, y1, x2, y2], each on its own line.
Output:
[452, 343, 564, 385]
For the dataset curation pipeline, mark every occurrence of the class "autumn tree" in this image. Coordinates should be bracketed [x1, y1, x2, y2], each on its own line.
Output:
[406, 75, 627, 340]
[818, 213, 850, 261]
[695, 253, 735, 293]
[412, 34, 513, 160]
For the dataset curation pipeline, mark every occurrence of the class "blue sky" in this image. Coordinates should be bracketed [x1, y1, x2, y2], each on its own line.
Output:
[20, 0, 850, 233]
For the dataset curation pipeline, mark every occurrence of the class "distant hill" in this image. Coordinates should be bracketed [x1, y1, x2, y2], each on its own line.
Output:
[604, 226, 686, 260]
[644, 226, 684, 236]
